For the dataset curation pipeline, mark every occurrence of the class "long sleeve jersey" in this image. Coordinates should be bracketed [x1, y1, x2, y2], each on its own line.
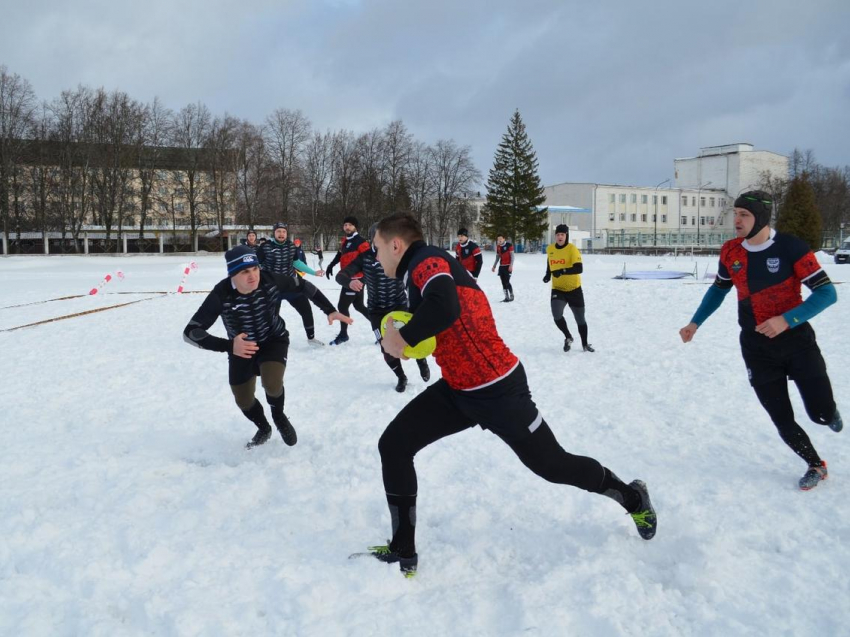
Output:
[335, 247, 408, 312]
[327, 232, 370, 278]
[183, 271, 335, 352]
[454, 240, 483, 278]
[397, 241, 518, 390]
[257, 240, 299, 276]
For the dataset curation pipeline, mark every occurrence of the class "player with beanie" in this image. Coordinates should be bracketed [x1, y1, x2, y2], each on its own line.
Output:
[543, 224, 594, 352]
[454, 228, 483, 279]
[680, 190, 843, 490]
[183, 245, 351, 449]
[325, 216, 371, 345]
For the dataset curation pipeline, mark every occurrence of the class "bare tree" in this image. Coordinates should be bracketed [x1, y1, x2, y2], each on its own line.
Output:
[0, 66, 37, 248]
[355, 128, 387, 224]
[136, 97, 171, 241]
[428, 140, 481, 246]
[303, 129, 333, 245]
[49, 86, 98, 251]
[383, 120, 412, 205]
[265, 108, 310, 218]
[234, 120, 271, 230]
[24, 103, 53, 244]
[171, 102, 212, 246]
[406, 140, 434, 224]
[206, 114, 239, 248]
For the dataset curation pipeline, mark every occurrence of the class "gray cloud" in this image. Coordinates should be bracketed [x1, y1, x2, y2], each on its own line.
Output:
[2, 0, 848, 187]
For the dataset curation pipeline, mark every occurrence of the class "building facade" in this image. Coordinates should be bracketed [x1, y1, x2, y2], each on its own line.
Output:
[543, 144, 789, 249]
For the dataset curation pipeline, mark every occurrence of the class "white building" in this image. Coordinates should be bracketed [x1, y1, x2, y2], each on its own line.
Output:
[543, 144, 789, 249]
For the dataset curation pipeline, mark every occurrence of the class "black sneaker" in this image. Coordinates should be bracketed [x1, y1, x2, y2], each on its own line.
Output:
[417, 359, 431, 382]
[627, 480, 657, 540]
[563, 337, 573, 352]
[329, 333, 350, 346]
[246, 424, 272, 449]
[827, 410, 843, 433]
[583, 344, 595, 353]
[366, 544, 418, 577]
[272, 411, 298, 446]
[799, 461, 828, 491]
[395, 376, 408, 393]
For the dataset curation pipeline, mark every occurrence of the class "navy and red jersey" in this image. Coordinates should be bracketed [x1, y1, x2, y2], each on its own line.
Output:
[716, 230, 830, 331]
[397, 241, 518, 391]
[454, 240, 483, 277]
[329, 232, 370, 280]
[495, 242, 514, 267]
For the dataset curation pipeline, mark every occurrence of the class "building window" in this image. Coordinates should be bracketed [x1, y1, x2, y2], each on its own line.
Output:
[710, 197, 715, 207]
[652, 195, 657, 204]
[682, 196, 688, 206]
[652, 214, 656, 222]
[718, 216, 724, 225]
[641, 194, 648, 204]
[692, 197, 696, 206]
[609, 213, 615, 221]
[720, 198, 726, 208]
[631, 194, 637, 204]
[700, 216, 705, 226]
[630, 214, 636, 222]
[709, 216, 715, 225]
[620, 213, 626, 221]
[620, 194, 626, 203]
[610, 193, 616, 204]
[641, 214, 647, 222]
[692, 217, 696, 225]
[700, 197, 706, 207]
[681, 216, 687, 225]
[662, 215, 667, 223]
[661, 196, 667, 205]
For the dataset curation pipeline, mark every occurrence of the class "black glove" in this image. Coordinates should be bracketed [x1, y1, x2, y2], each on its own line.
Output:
[326, 266, 333, 279]
[552, 269, 564, 278]
[543, 274, 551, 283]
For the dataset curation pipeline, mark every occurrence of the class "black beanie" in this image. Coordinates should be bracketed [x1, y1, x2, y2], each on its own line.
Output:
[555, 224, 569, 235]
[734, 190, 773, 239]
[225, 245, 260, 276]
[273, 222, 287, 231]
[458, 228, 468, 237]
[343, 216, 359, 229]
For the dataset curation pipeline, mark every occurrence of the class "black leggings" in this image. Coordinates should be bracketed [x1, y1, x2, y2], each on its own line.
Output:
[753, 376, 836, 466]
[370, 309, 405, 377]
[286, 294, 315, 339]
[337, 288, 369, 335]
[498, 266, 513, 292]
[378, 372, 606, 497]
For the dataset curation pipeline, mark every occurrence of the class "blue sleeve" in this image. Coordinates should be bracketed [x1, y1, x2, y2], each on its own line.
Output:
[294, 259, 316, 276]
[690, 284, 732, 326]
[783, 283, 837, 328]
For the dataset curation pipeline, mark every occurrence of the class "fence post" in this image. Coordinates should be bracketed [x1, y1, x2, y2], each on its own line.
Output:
[159, 233, 164, 254]
[84, 234, 89, 254]
[1, 233, 6, 256]
[45, 235, 50, 255]
[123, 234, 128, 254]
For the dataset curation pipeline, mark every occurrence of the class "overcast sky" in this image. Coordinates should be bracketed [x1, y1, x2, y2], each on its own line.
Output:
[2, 0, 848, 189]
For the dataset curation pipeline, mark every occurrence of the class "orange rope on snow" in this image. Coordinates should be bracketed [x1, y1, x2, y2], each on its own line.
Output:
[0, 294, 167, 332]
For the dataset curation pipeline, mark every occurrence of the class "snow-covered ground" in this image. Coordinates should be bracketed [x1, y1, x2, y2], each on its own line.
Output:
[1, 251, 848, 637]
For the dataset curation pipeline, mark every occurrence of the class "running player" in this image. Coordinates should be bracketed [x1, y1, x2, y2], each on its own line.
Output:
[679, 190, 842, 490]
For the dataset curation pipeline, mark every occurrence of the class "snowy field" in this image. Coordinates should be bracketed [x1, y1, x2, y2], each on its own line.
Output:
[1, 250, 848, 637]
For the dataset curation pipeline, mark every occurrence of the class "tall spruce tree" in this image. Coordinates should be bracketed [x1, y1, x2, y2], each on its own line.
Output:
[776, 173, 822, 250]
[480, 109, 548, 246]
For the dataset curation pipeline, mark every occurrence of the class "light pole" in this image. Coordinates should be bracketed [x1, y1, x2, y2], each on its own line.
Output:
[696, 181, 712, 247]
[654, 178, 670, 249]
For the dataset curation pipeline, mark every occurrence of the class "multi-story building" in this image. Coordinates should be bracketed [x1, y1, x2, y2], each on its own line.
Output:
[543, 144, 789, 249]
